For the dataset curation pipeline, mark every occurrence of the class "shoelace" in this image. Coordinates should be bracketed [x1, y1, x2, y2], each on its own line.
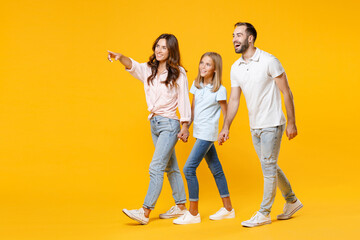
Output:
[283, 205, 288, 212]
[249, 212, 260, 221]
[283, 201, 298, 212]
[283, 202, 294, 212]
[182, 211, 190, 219]
[167, 206, 176, 214]
[215, 208, 226, 215]
[137, 208, 144, 215]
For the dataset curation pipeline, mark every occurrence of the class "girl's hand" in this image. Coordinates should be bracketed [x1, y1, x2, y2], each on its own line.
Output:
[107, 50, 122, 62]
[177, 124, 189, 142]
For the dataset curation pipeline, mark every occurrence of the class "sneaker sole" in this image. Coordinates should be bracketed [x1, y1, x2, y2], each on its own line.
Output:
[209, 214, 235, 220]
[277, 203, 303, 220]
[173, 219, 201, 225]
[122, 209, 148, 225]
[159, 213, 184, 219]
[241, 220, 271, 227]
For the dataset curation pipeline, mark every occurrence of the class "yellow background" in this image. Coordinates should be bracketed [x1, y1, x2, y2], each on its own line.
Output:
[1, 0, 359, 239]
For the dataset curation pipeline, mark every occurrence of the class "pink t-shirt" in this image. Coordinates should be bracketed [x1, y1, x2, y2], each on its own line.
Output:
[126, 58, 191, 123]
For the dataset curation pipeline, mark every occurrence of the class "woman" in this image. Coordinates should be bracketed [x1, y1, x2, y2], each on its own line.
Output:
[107, 34, 191, 225]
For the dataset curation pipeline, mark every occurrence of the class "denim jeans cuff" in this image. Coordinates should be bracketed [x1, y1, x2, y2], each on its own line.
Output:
[286, 196, 297, 203]
[220, 194, 230, 198]
[188, 198, 199, 202]
[259, 209, 270, 216]
[175, 199, 187, 205]
[142, 204, 154, 210]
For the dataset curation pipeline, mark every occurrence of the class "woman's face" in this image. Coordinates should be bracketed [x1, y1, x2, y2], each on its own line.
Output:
[199, 56, 215, 79]
[155, 39, 169, 62]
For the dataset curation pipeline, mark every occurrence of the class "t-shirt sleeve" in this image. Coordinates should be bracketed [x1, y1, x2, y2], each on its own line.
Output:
[230, 65, 240, 87]
[268, 57, 285, 78]
[189, 81, 197, 95]
[216, 86, 227, 101]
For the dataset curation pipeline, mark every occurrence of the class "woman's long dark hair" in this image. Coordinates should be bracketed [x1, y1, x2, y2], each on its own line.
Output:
[147, 34, 184, 88]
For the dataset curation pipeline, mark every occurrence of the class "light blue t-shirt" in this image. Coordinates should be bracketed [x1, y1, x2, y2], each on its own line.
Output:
[190, 81, 227, 142]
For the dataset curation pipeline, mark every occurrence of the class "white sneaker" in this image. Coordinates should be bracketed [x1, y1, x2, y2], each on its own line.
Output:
[209, 207, 235, 220]
[173, 210, 201, 224]
[241, 212, 271, 227]
[159, 205, 187, 219]
[122, 208, 149, 225]
[277, 199, 303, 220]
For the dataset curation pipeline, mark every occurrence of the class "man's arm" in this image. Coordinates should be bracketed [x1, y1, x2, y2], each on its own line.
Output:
[218, 87, 242, 145]
[274, 73, 297, 140]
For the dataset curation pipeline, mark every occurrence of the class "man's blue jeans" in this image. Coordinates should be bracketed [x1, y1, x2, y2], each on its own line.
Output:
[183, 139, 230, 201]
[143, 116, 187, 210]
[251, 124, 297, 215]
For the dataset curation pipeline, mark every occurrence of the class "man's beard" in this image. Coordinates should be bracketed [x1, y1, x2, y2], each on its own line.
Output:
[235, 39, 249, 54]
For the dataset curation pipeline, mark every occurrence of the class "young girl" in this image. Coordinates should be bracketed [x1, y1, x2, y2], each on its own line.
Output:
[107, 34, 191, 225]
[173, 52, 234, 224]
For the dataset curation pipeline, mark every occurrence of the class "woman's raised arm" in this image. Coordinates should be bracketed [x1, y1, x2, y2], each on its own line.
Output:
[107, 50, 132, 69]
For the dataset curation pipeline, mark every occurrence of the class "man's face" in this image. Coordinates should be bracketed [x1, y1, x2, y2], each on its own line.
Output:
[233, 26, 250, 54]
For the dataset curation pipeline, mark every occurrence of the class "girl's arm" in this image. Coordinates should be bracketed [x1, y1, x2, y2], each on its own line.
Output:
[188, 95, 195, 127]
[219, 100, 227, 118]
[107, 50, 132, 69]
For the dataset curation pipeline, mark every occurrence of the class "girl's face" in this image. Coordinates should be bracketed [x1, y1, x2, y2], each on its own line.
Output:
[199, 56, 215, 79]
[155, 39, 169, 62]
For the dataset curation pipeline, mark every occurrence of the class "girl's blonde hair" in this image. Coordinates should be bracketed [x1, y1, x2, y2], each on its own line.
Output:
[194, 52, 222, 92]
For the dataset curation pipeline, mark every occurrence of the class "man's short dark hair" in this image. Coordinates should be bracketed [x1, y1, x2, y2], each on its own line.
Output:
[234, 22, 257, 43]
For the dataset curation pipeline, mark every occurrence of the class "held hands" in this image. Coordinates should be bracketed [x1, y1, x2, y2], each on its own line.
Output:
[218, 128, 229, 145]
[107, 50, 122, 62]
[177, 125, 189, 143]
[286, 122, 298, 140]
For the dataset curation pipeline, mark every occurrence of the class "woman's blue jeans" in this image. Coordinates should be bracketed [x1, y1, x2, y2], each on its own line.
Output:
[183, 139, 230, 201]
[143, 116, 187, 210]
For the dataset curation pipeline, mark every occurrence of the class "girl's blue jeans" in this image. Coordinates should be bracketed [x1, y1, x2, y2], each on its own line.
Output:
[183, 139, 230, 201]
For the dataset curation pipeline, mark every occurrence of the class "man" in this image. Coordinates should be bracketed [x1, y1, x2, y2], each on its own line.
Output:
[218, 22, 303, 227]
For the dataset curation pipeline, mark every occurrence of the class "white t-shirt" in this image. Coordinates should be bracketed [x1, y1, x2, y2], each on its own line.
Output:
[231, 48, 286, 129]
[190, 82, 227, 142]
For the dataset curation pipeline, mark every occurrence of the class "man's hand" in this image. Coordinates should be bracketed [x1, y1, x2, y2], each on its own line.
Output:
[286, 122, 298, 140]
[217, 87, 241, 145]
[218, 128, 229, 145]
